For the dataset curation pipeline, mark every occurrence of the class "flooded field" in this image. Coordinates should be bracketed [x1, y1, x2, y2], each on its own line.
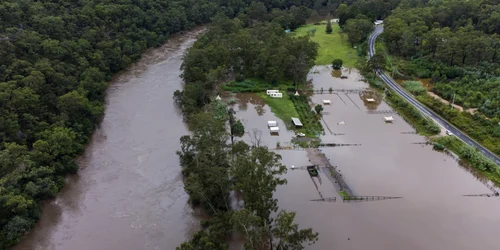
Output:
[233, 66, 500, 250]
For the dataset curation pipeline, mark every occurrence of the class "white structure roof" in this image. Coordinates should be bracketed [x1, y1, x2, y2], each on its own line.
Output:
[268, 121, 277, 127]
[215, 95, 221, 100]
[291, 117, 303, 127]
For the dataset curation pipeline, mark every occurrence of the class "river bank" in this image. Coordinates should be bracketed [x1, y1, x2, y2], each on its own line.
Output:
[13, 28, 206, 250]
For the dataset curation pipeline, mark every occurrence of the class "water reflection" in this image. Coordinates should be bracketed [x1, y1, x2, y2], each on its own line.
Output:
[359, 91, 382, 110]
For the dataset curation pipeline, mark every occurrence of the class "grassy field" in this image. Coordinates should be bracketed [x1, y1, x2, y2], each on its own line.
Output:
[256, 92, 299, 126]
[294, 22, 358, 67]
[256, 93, 323, 137]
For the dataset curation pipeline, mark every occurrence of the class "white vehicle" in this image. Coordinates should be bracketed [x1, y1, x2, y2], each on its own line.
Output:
[296, 132, 305, 137]
[446, 130, 453, 136]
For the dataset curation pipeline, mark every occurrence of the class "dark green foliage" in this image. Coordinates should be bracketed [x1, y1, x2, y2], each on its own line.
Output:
[0, 0, 323, 246]
[326, 20, 333, 34]
[222, 79, 278, 93]
[314, 104, 324, 114]
[176, 12, 317, 117]
[433, 143, 445, 151]
[343, 16, 374, 46]
[331, 59, 343, 69]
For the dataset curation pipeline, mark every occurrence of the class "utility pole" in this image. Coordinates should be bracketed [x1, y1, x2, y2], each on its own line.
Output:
[451, 93, 456, 110]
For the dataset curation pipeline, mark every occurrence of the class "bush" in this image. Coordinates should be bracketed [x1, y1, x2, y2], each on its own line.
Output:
[433, 143, 445, 151]
[331, 59, 343, 70]
[403, 81, 426, 95]
[314, 104, 323, 114]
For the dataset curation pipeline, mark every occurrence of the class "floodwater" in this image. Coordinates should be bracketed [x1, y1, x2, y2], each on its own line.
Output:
[14, 28, 206, 250]
[232, 65, 500, 250]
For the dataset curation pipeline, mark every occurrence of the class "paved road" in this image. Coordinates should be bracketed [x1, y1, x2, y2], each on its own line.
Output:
[368, 26, 500, 166]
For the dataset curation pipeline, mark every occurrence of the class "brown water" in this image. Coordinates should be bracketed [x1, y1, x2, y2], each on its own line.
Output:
[233, 66, 500, 250]
[14, 29, 205, 250]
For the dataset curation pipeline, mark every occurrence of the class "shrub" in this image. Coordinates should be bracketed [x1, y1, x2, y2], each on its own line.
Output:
[403, 81, 426, 95]
[331, 59, 343, 70]
[314, 104, 323, 114]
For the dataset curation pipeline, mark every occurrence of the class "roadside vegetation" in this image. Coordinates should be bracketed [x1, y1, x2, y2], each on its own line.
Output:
[384, 91, 441, 136]
[375, 0, 500, 157]
[433, 136, 500, 186]
[332, 0, 500, 184]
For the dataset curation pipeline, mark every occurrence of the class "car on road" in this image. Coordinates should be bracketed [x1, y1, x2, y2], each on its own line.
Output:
[446, 130, 453, 136]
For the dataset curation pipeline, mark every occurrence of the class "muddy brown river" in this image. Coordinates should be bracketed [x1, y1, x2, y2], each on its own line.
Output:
[14, 31, 500, 250]
[14, 29, 205, 250]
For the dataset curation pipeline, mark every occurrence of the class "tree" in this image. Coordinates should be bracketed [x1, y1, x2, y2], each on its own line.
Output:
[314, 104, 323, 114]
[227, 108, 245, 146]
[230, 146, 287, 224]
[331, 59, 343, 69]
[369, 53, 386, 69]
[271, 210, 319, 250]
[344, 18, 373, 47]
[231, 209, 319, 250]
[325, 20, 333, 34]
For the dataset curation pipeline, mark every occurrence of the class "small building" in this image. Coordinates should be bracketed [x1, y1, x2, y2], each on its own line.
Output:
[215, 95, 221, 101]
[268, 121, 277, 127]
[384, 116, 394, 123]
[270, 126, 280, 132]
[266, 90, 279, 95]
[323, 100, 331, 105]
[291, 117, 303, 128]
[294, 91, 300, 96]
[374, 20, 384, 26]
[270, 92, 283, 98]
[366, 98, 375, 103]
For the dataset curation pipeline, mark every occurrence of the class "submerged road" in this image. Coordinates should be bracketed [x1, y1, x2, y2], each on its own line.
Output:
[368, 26, 500, 166]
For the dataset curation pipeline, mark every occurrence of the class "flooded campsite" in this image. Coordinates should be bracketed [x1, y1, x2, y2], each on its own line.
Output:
[229, 66, 500, 250]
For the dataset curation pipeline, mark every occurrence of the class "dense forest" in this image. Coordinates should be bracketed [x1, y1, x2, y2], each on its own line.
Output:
[0, 0, 346, 248]
[381, 0, 500, 117]
[174, 9, 318, 118]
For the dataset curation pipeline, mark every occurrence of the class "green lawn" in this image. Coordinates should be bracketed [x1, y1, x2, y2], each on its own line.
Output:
[294, 22, 358, 67]
[256, 93, 299, 127]
[256, 93, 323, 138]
